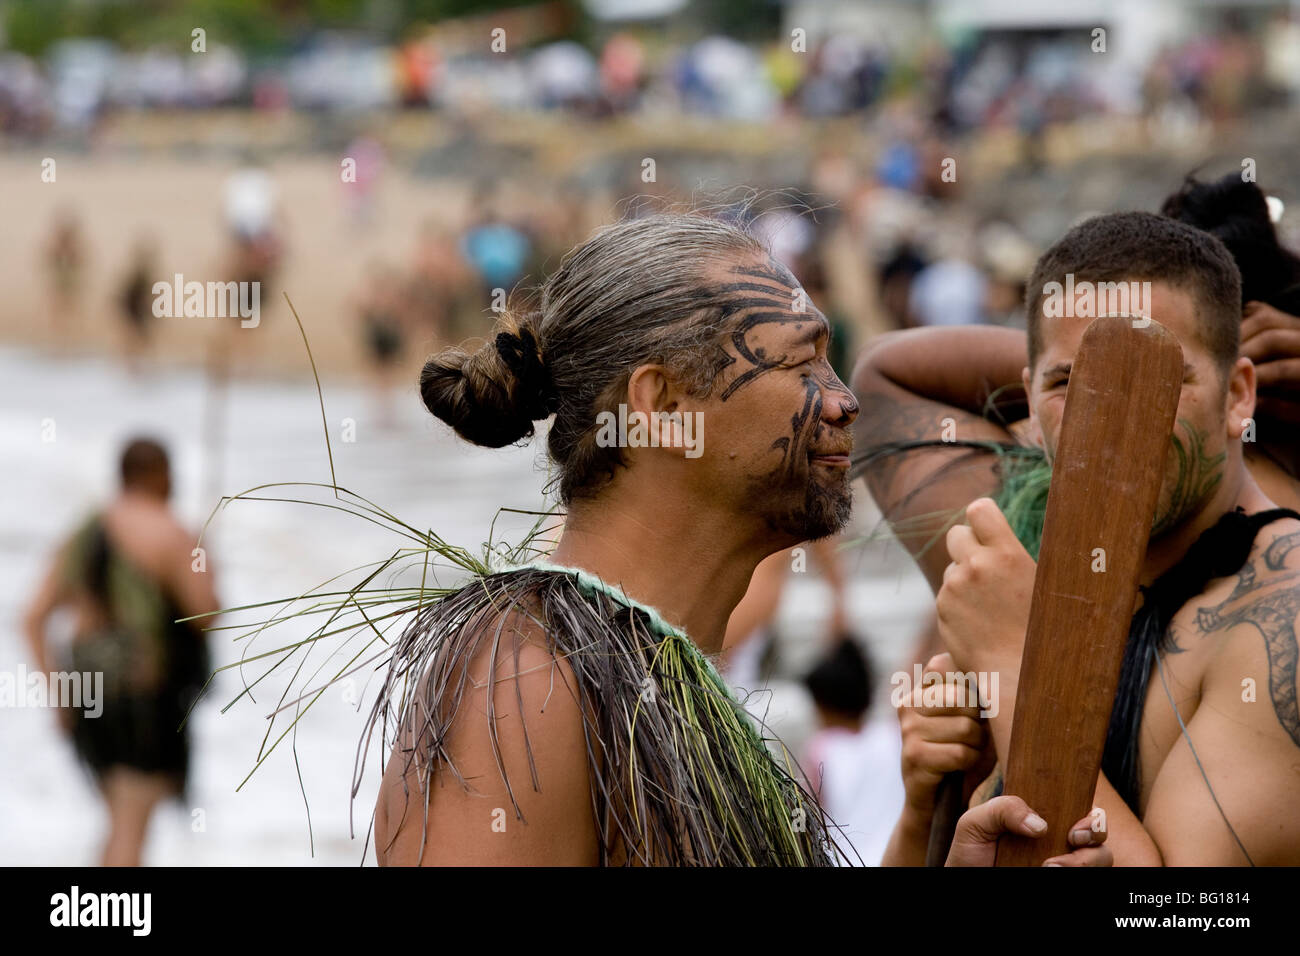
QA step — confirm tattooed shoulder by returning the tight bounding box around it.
[1194,524,1300,748]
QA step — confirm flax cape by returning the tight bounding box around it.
[370,559,854,866]
[196,477,856,865]
[61,513,208,796]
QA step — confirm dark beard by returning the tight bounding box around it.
[747,467,853,540]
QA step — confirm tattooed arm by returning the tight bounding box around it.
[858,326,1030,420]
[851,326,1029,591]
[1145,526,1300,865]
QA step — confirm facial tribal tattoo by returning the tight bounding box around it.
[702,261,857,475]
[1153,419,1226,537]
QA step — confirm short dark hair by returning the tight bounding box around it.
[120,438,169,487]
[803,636,873,718]
[1025,211,1241,375]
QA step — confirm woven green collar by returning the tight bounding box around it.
[514,559,687,639]
[507,559,740,686]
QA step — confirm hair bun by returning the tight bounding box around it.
[494,326,559,421]
[419,313,556,448]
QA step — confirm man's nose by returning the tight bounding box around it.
[823,372,859,427]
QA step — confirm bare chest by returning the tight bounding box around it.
[1134,578,1238,810]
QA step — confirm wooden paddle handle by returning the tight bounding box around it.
[995,316,1183,866]
[925,771,965,866]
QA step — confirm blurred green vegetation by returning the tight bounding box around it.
[2,0,585,55]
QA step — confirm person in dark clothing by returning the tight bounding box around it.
[23,438,219,866]
[118,237,159,368]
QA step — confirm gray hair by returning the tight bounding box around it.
[419,211,768,503]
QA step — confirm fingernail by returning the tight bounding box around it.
[1044,861,1063,867]
[1071,827,1092,844]
[1024,813,1048,834]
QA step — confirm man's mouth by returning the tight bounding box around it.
[809,451,851,468]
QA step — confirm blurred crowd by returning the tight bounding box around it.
[38,151,1046,401]
[4,11,1300,136]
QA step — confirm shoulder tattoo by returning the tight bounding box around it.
[1195,529,1300,748]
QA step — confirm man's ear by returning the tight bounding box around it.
[627,365,675,417]
[626,365,691,453]
[1021,365,1036,422]
[1225,356,1257,441]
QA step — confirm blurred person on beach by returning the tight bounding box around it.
[44,210,86,337]
[341,134,385,228]
[223,163,285,310]
[22,438,218,866]
[206,163,285,378]
[406,218,472,348]
[117,235,160,370]
[356,261,409,425]
[458,188,534,316]
[978,222,1036,329]
[907,226,987,328]
[803,636,905,866]
[878,242,929,330]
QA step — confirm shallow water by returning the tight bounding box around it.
[0,345,929,865]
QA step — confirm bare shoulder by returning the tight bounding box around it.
[1194,515,1300,751]
[375,595,599,866]
[1144,516,1300,863]
[103,500,194,568]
